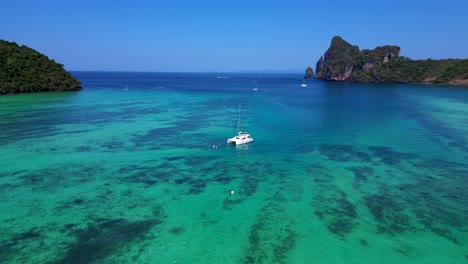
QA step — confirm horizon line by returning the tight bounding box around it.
[68,70,306,74]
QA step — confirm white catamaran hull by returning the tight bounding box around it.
[227,132,253,145]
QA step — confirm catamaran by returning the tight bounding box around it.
[227,104,254,145]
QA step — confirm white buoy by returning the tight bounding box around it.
[230,190,234,195]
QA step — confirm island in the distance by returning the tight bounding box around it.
[307,36,468,86]
[0,39,81,94]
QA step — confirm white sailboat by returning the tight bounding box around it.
[301,79,307,87]
[252,80,258,91]
[227,104,254,145]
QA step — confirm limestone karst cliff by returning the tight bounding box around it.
[310,36,468,86]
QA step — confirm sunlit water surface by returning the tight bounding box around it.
[0,72,467,263]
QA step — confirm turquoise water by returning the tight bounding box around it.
[0,72,467,263]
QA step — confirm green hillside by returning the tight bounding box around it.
[0,40,81,94]
[312,36,468,86]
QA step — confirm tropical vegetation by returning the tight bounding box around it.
[313,36,468,86]
[0,39,81,94]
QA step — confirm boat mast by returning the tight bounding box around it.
[237,104,241,134]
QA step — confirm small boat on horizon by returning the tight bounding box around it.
[252,80,259,91]
[301,80,307,87]
[227,104,254,145]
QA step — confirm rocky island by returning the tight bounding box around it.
[0,40,81,94]
[309,36,468,86]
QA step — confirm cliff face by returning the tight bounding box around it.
[314,36,400,81]
[315,36,362,81]
[312,36,468,86]
[0,40,81,94]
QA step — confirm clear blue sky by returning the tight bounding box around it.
[2,0,467,72]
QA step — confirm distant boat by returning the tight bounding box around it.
[252,80,259,91]
[227,104,254,145]
[301,80,307,87]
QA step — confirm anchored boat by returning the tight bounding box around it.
[227,104,254,145]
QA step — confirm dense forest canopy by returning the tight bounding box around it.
[0,40,81,94]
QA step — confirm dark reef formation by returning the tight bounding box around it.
[310,36,468,86]
[0,39,81,94]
